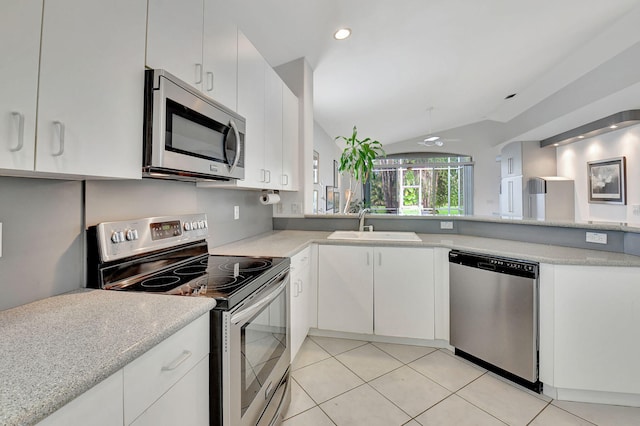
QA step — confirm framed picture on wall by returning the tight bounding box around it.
[587,157,626,204]
[326,186,335,213]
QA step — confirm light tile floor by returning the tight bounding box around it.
[284,336,640,426]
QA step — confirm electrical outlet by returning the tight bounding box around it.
[276,203,283,214]
[440,221,454,230]
[586,232,607,244]
[633,205,640,216]
[234,206,240,220]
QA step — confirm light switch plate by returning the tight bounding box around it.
[440,221,454,230]
[234,206,240,220]
[586,232,607,244]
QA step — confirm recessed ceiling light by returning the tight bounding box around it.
[578,135,585,139]
[553,143,559,147]
[504,93,517,100]
[609,124,618,129]
[334,28,351,40]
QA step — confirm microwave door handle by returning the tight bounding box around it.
[228,120,241,172]
[230,274,288,324]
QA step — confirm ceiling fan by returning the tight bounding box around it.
[417,107,458,147]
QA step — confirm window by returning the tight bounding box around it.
[366,153,473,215]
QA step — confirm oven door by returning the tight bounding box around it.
[224,271,291,426]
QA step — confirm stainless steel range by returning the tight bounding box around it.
[87,213,291,426]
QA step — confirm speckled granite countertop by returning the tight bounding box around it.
[210,230,640,267]
[0,289,216,426]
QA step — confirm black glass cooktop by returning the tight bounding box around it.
[103,252,288,309]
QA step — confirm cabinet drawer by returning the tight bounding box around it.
[291,246,311,272]
[123,313,209,424]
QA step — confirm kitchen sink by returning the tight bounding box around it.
[327,231,421,242]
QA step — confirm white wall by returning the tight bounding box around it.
[313,123,343,213]
[557,123,640,223]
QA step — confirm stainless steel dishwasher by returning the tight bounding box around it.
[449,250,541,392]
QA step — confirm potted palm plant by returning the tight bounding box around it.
[335,126,385,213]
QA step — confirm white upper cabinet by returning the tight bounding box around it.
[35,0,146,179]
[0,0,42,172]
[281,84,299,191]
[202,0,238,110]
[147,0,238,111]
[146,0,205,90]
[237,31,266,188]
[264,66,284,189]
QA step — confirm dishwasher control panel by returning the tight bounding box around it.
[449,250,538,279]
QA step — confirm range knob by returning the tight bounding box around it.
[192,221,199,230]
[111,231,121,244]
[203,220,208,229]
[198,220,205,229]
[184,222,192,231]
[125,229,138,241]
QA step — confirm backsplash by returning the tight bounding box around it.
[0,177,272,311]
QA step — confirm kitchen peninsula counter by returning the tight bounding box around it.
[210,230,640,267]
[0,289,216,426]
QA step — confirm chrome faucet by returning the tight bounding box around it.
[358,208,371,231]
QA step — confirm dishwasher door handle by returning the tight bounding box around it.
[477,262,497,272]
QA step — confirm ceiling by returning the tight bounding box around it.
[228,0,640,151]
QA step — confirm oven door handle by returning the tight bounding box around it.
[231,273,288,324]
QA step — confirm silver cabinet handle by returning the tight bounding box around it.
[282,174,289,186]
[366,252,370,265]
[265,170,271,183]
[161,350,192,371]
[260,169,266,182]
[10,112,24,152]
[378,252,382,266]
[195,63,203,84]
[206,71,214,92]
[52,121,65,156]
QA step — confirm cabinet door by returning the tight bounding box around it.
[264,66,283,189]
[146,0,204,89]
[131,356,209,426]
[290,246,312,360]
[499,176,523,218]
[124,313,209,424]
[552,266,640,395]
[37,371,123,426]
[0,0,41,171]
[281,84,299,191]
[318,245,373,334]
[500,141,522,177]
[36,0,146,178]
[202,0,237,110]
[374,247,435,339]
[237,32,265,188]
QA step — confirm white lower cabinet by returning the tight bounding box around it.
[38,313,210,426]
[124,313,210,425]
[540,264,640,398]
[37,371,123,426]
[318,245,435,339]
[130,356,209,426]
[290,245,315,360]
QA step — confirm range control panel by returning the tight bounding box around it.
[96,214,209,262]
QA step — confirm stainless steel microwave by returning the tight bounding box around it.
[143,69,245,181]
